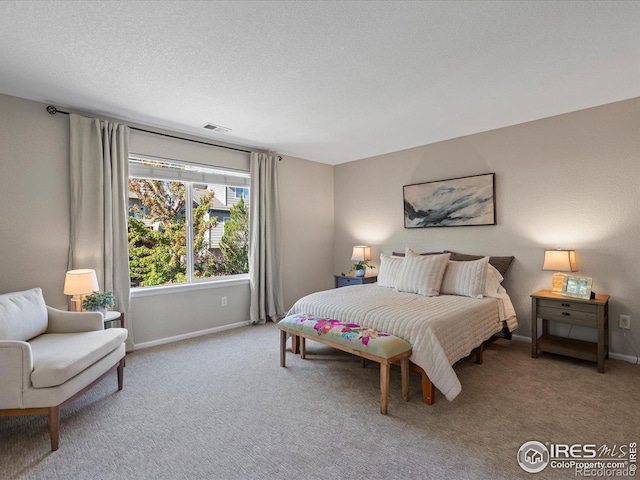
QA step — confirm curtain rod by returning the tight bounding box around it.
[46,105,282,160]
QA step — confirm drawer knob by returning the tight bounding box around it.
[562,312,571,316]
[561,303,571,307]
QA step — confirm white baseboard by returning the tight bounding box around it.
[509,334,638,365]
[608,352,639,364]
[133,320,251,350]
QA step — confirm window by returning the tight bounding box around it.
[128,156,250,288]
[233,187,249,199]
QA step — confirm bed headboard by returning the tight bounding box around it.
[391,250,514,278]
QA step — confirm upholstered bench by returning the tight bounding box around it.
[278,314,412,414]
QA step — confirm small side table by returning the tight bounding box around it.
[531,289,609,372]
[334,274,377,288]
[103,311,125,329]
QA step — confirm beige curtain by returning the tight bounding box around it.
[249,153,284,323]
[68,114,132,348]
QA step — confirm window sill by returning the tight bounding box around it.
[130,274,249,298]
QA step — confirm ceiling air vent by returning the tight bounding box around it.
[202,123,231,133]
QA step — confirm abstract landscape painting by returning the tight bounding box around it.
[403,173,495,228]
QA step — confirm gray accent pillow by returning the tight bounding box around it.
[443,251,514,278]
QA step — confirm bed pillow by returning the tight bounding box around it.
[484,264,504,298]
[443,250,514,279]
[395,248,450,297]
[441,257,489,299]
[377,253,404,288]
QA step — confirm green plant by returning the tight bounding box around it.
[82,291,115,311]
[348,261,374,274]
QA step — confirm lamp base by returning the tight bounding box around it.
[551,273,567,293]
[70,296,83,312]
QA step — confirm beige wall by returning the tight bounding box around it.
[334,98,640,359]
[0,93,334,348]
[0,94,71,308]
[279,155,335,309]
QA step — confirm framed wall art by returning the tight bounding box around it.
[403,173,496,228]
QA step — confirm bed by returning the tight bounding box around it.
[287,249,518,403]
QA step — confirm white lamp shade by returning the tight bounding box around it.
[542,250,577,272]
[63,269,99,295]
[350,246,371,262]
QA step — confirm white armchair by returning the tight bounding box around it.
[0,288,127,451]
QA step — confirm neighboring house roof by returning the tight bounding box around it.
[192,186,229,211]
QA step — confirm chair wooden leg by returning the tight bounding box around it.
[401,356,410,402]
[300,336,306,359]
[421,371,434,405]
[475,344,484,364]
[280,329,287,367]
[117,358,124,390]
[380,362,390,415]
[291,335,299,354]
[49,406,60,451]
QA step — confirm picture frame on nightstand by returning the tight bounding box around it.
[563,275,593,299]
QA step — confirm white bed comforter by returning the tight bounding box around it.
[287,284,518,401]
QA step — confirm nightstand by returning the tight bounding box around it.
[531,289,609,372]
[103,310,125,329]
[334,274,377,288]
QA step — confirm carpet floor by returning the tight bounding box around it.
[1,323,638,480]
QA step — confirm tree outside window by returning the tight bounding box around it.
[127,157,249,288]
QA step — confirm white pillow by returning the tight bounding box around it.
[395,248,450,296]
[441,257,490,299]
[377,253,404,288]
[484,264,504,298]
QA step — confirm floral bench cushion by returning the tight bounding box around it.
[279,314,411,360]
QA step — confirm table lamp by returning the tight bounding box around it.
[542,249,577,293]
[64,269,99,311]
[350,245,372,277]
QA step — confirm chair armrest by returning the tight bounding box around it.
[46,306,104,333]
[0,341,33,409]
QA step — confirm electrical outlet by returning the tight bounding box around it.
[221,296,227,307]
[619,315,631,329]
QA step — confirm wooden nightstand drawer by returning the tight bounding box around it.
[333,274,377,288]
[537,298,599,314]
[336,277,358,287]
[536,305,597,327]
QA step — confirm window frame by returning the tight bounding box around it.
[128,154,250,292]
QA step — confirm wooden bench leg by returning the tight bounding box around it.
[380,362,390,415]
[475,343,484,365]
[291,334,300,354]
[360,357,366,368]
[300,336,306,359]
[401,356,409,402]
[49,406,60,451]
[280,329,287,367]
[421,371,434,405]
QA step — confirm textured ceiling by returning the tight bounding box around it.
[0,1,638,165]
